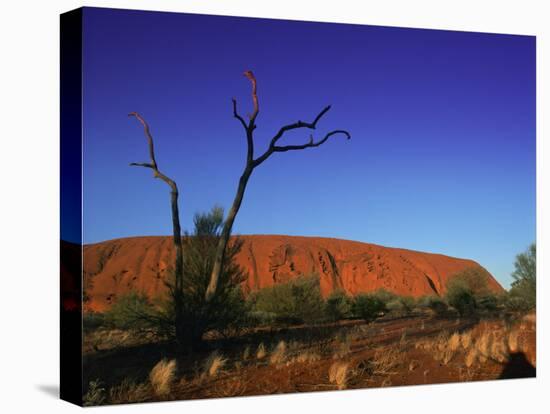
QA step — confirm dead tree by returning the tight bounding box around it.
[128,112,185,344]
[205,71,351,301]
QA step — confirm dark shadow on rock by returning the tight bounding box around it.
[499,352,536,379]
[36,384,59,399]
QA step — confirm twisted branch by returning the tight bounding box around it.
[128,112,178,193]
[205,70,351,301]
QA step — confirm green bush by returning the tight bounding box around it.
[503,293,532,312]
[104,206,249,346]
[477,294,499,311]
[370,289,397,305]
[325,289,353,321]
[171,206,249,343]
[250,275,325,325]
[509,243,536,310]
[445,278,476,316]
[418,295,448,315]
[448,267,491,296]
[352,293,386,322]
[83,311,106,332]
[104,291,157,330]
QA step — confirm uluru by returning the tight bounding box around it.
[81,235,503,312]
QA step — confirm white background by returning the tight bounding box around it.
[0,0,547,412]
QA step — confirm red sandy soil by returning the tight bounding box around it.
[82,235,503,312]
[83,313,536,404]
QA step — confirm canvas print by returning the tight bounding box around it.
[60,7,536,406]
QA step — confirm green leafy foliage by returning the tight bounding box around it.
[325,289,353,321]
[417,295,448,315]
[105,206,248,345]
[508,243,536,310]
[445,277,476,316]
[352,293,386,322]
[167,206,249,343]
[250,275,325,325]
[104,291,157,330]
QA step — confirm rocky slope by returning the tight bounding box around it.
[82,235,503,311]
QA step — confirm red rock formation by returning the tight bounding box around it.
[83,235,503,312]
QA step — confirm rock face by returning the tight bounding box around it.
[82,235,503,312]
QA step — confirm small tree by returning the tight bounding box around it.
[250,275,325,325]
[174,207,248,345]
[325,290,353,321]
[509,243,536,310]
[352,294,386,322]
[448,267,490,296]
[445,278,476,316]
[107,207,248,347]
[418,295,448,315]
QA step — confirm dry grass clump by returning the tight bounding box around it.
[109,378,150,404]
[489,332,509,363]
[333,334,352,359]
[242,345,251,360]
[448,332,460,352]
[507,329,519,353]
[203,351,227,378]
[460,331,472,349]
[256,342,267,359]
[210,378,247,398]
[329,361,350,390]
[149,359,176,396]
[371,345,403,375]
[476,331,491,357]
[290,350,321,365]
[465,347,478,367]
[269,341,287,365]
[83,380,106,406]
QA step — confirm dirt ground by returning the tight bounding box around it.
[83,312,536,405]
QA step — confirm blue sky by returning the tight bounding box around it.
[80,7,535,288]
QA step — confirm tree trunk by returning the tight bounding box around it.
[205,166,252,301]
[170,188,185,345]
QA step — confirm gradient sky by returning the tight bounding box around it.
[81,7,535,288]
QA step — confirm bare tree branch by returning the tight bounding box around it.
[205,70,351,301]
[128,111,185,344]
[128,112,178,193]
[231,98,248,130]
[244,70,259,123]
[268,105,332,149]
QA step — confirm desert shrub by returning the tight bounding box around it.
[169,206,249,344]
[503,292,532,312]
[508,243,536,310]
[104,291,157,331]
[83,311,105,332]
[418,295,448,315]
[445,278,476,316]
[477,294,499,311]
[352,293,386,322]
[385,299,404,313]
[386,295,416,315]
[83,380,106,406]
[449,267,491,296]
[250,274,325,325]
[399,296,416,312]
[325,289,352,321]
[106,206,249,347]
[371,288,397,305]
[247,310,277,326]
[149,359,176,396]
